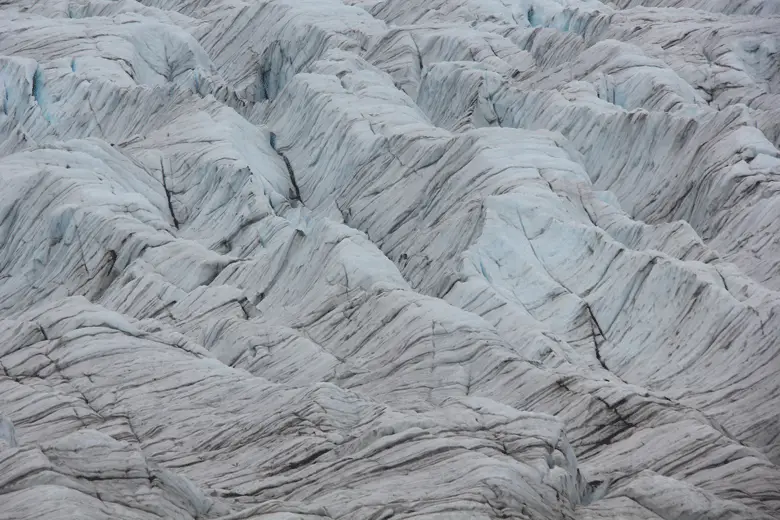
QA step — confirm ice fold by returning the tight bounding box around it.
[0,0,779,519]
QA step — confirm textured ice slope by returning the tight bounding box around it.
[0,0,779,519]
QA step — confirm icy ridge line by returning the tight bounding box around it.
[0,0,779,519]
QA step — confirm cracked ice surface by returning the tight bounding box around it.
[0,0,779,518]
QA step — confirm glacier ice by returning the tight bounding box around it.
[0,0,779,519]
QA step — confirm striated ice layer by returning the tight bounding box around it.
[0,0,779,519]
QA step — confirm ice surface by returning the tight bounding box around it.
[0,0,779,519]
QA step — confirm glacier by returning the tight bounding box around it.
[0,0,779,518]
